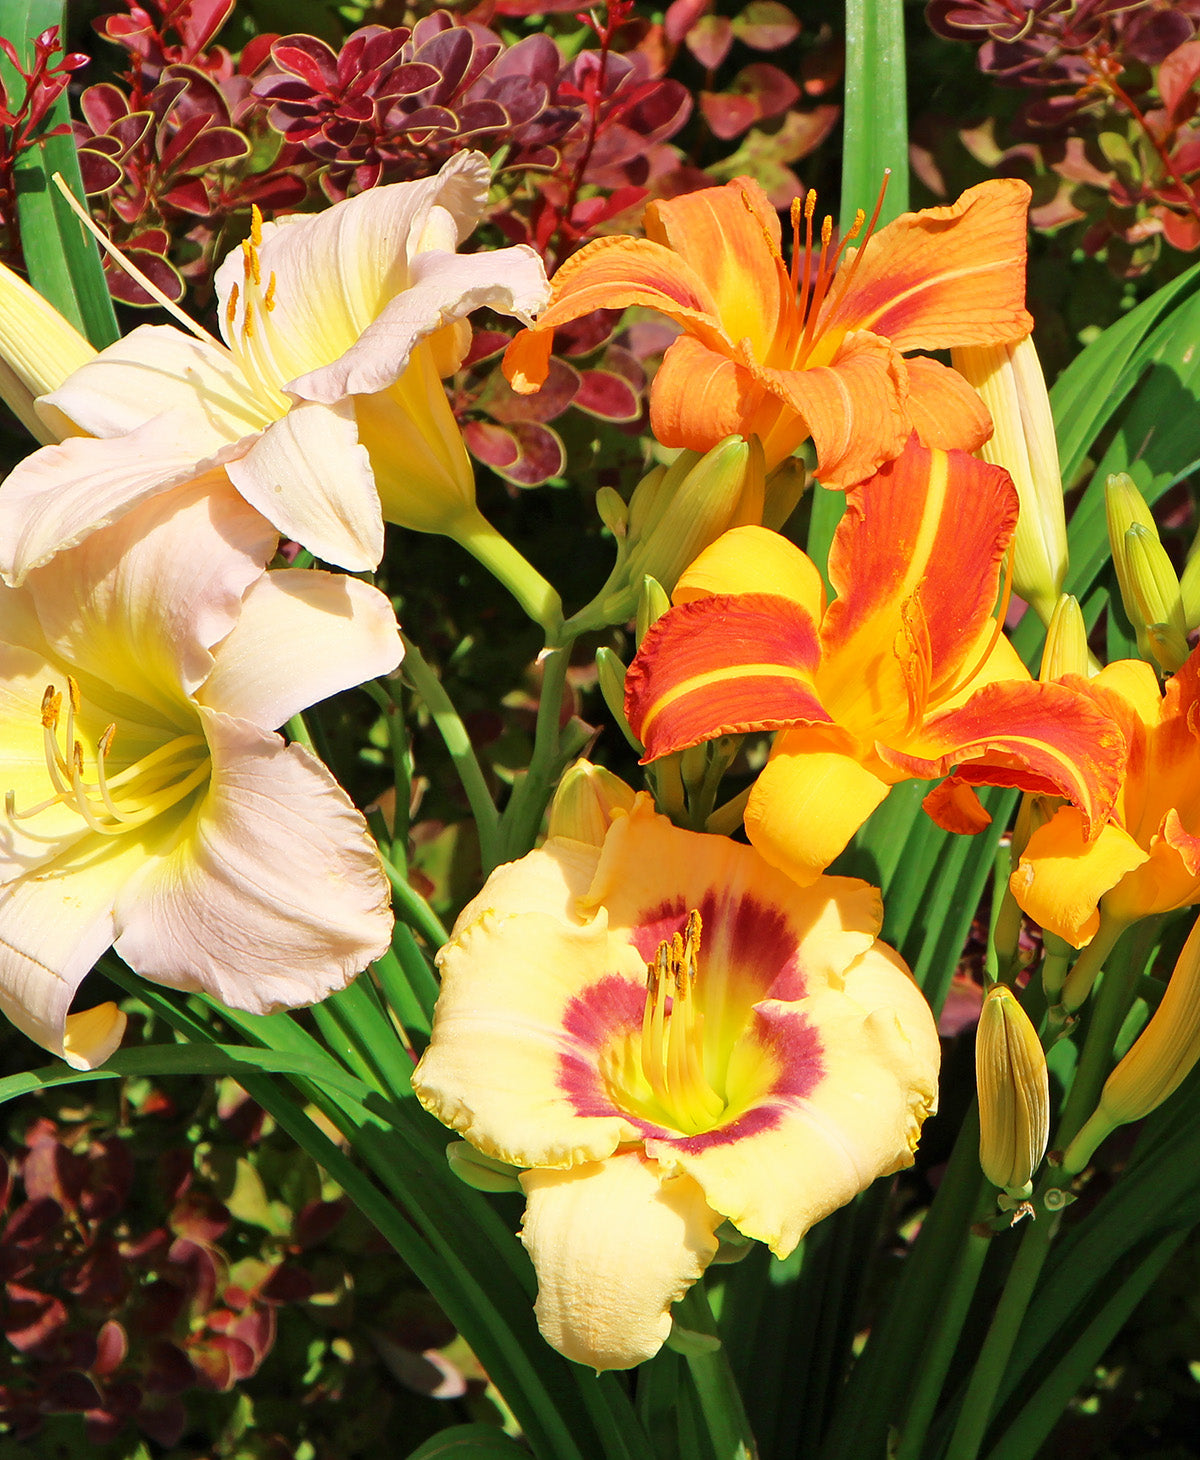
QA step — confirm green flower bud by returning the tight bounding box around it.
[976,984,1050,1198]
[547,761,637,845]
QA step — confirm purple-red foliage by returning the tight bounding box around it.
[0,1109,326,1448]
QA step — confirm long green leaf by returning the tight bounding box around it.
[406,1427,531,1460]
[841,0,908,231]
[4,0,119,345]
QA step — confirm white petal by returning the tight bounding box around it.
[287,246,551,403]
[26,477,277,708]
[112,708,392,1013]
[224,399,384,570]
[214,153,492,389]
[520,1152,721,1370]
[0,418,249,586]
[199,569,402,729]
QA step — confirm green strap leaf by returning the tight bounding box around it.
[406,1425,533,1459]
[841,0,909,231]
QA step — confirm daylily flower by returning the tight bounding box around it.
[0,474,401,1069]
[1011,649,1200,947]
[413,792,940,1370]
[0,260,96,444]
[624,438,1125,887]
[504,177,1033,486]
[0,151,551,588]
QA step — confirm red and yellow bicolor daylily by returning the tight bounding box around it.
[413,792,939,1370]
[625,438,1126,887]
[1011,650,1200,945]
[504,177,1033,486]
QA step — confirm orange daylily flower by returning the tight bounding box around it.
[1011,651,1200,946]
[624,438,1125,887]
[504,178,1034,486]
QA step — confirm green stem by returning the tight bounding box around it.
[1058,911,1127,1012]
[674,1281,759,1460]
[451,507,563,638]
[401,633,501,871]
[1054,927,1139,1151]
[494,641,580,866]
[382,856,450,951]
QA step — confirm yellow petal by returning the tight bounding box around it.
[519,1151,721,1370]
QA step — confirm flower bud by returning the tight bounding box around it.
[570,437,766,631]
[548,761,637,845]
[1104,472,1182,668]
[952,336,1068,624]
[762,456,809,531]
[447,1141,524,1193]
[1123,524,1189,672]
[1038,594,1091,682]
[595,485,629,540]
[1062,912,1200,1175]
[0,260,96,443]
[595,647,641,752]
[976,984,1050,1197]
[636,576,671,645]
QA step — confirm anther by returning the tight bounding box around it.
[225,281,239,332]
[40,685,60,730]
[264,272,277,312]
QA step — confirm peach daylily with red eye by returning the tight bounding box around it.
[413,793,940,1371]
[1011,650,1200,947]
[504,177,1034,486]
[624,438,1126,888]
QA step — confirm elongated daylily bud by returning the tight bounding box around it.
[1180,523,1200,631]
[976,984,1050,1198]
[570,437,766,631]
[0,261,96,443]
[548,761,637,845]
[762,456,809,531]
[1105,472,1183,668]
[637,575,671,645]
[1124,523,1190,673]
[952,335,1068,624]
[1062,913,1200,1175]
[1039,594,1091,682]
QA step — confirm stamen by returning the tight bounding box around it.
[226,280,240,333]
[824,170,891,311]
[251,204,263,248]
[264,272,277,312]
[638,910,725,1133]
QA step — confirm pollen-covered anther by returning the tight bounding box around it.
[639,909,727,1134]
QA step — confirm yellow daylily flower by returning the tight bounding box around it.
[413,793,940,1370]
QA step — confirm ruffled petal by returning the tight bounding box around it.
[626,591,829,758]
[41,323,272,440]
[0,419,246,586]
[215,151,493,390]
[225,398,384,571]
[288,244,550,402]
[674,523,827,617]
[644,178,791,360]
[743,728,893,885]
[25,476,277,712]
[904,354,994,453]
[761,331,908,488]
[197,570,402,730]
[880,678,1126,839]
[818,439,1018,729]
[503,234,733,393]
[649,334,795,462]
[648,943,938,1256]
[1010,808,1147,946]
[112,708,392,1012]
[822,179,1034,351]
[519,1151,721,1370]
[414,903,645,1169]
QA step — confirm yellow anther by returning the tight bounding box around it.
[67,675,81,715]
[820,214,833,248]
[226,280,239,331]
[804,189,816,221]
[99,724,117,757]
[790,197,802,230]
[264,272,277,312]
[846,207,866,241]
[250,204,263,248]
[40,685,60,730]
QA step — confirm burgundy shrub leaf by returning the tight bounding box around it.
[574,367,642,422]
[686,15,734,70]
[733,0,802,50]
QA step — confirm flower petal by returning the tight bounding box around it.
[644,177,791,360]
[0,420,246,586]
[215,152,493,390]
[288,244,550,403]
[743,729,893,885]
[649,334,800,462]
[761,330,908,487]
[674,524,826,618]
[1010,808,1147,946]
[26,476,277,710]
[197,569,403,730]
[225,398,384,571]
[519,1151,721,1370]
[648,943,938,1256]
[112,708,392,1012]
[819,439,1017,726]
[41,323,271,441]
[626,591,829,758]
[904,354,994,454]
[823,179,1034,351]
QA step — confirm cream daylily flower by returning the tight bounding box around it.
[0,151,550,584]
[413,792,940,1370]
[0,474,402,1069]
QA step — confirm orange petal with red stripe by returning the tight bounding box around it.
[626,592,829,759]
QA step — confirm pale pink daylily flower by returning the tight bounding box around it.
[0,475,402,1068]
[414,791,940,1370]
[0,151,550,584]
